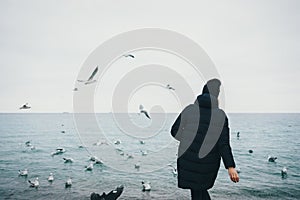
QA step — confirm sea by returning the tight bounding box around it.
[0,113,299,200]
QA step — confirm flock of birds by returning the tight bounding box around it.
[18,95,178,200]
[236,132,288,179]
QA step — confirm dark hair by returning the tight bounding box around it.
[202,78,221,97]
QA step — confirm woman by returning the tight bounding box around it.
[171,79,239,200]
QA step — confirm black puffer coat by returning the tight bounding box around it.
[171,93,235,190]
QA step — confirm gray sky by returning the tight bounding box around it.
[0,0,299,113]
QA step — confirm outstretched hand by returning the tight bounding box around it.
[228,167,239,183]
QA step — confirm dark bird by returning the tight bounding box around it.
[19,103,31,110]
[166,84,175,90]
[73,88,78,91]
[248,150,253,153]
[123,54,135,59]
[237,132,240,138]
[91,185,124,200]
[268,155,277,162]
[139,105,151,119]
[77,66,99,85]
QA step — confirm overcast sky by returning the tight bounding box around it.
[0,0,299,113]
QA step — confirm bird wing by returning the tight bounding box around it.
[141,111,151,119]
[87,66,98,81]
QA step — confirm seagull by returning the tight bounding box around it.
[19,169,28,176]
[139,140,145,144]
[141,150,148,156]
[248,150,253,153]
[268,155,277,162]
[139,105,151,119]
[28,177,39,188]
[91,185,124,200]
[25,141,31,147]
[126,154,134,159]
[85,162,94,171]
[94,158,103,165]
[123,54,135,58]
[166,84,175,90]
[135,162,141,169]
[281,167,288,178]
[19,103,31,110]
[51,148,66,156]
[141,181,151,191]
[61,130,65,133]
[30,146,36,150]
[63,157,74,163]
[90,156,99,162]
[77,66,98,85]
[65,177,72,187]
[168,164,177,176]
[48,173,54,182]
[114,140,121,145]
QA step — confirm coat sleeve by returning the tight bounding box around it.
[217,115,236,169]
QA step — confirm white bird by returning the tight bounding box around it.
[19,169,28,176]
[268,155,277,162]
[141,150,148,156]
[281,167,288,178]
[90,156,99,162]
[25,141,31,147]
[20,103,31,110]
[48,173,54,182]
[141,181,151,191]
[135,162,141,169]
[139,140,145,144]
[85,162,94,171]
[114,140,121,145]
[28,177,39,188]
[168,164,177,176]
[30,146,36,150]
[51,148,66,156]
[65,177,72,187]
[166,84,175,90]
[63,157,74,163]
[77,66,98,85]
[127,154,134,159]
[139,105,151,119]
[94,158,104,164]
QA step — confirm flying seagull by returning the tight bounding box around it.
[123,54,135,58]
[20,103,31,110]
[77,66,99,85]
[91,185,124,200]
[166,84,175,90]
[139,105,151,119]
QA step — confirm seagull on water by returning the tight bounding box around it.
[139,105,151,119]
[63,157,74,163]
[141,150,148,156]
[19,103,31,110]
[281,167,288,178]
[139,140,145,144]
[114,140,121,145]
[141,181,151,191]
[77,66,98,85]
[19,169,28,176]
[65,177,72,187]
[268,155,277,162]
[51,148,66,156]
[85,162,94,171]
[28,177,39,188]
[135,162,141,169]
[48,173,54,182]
